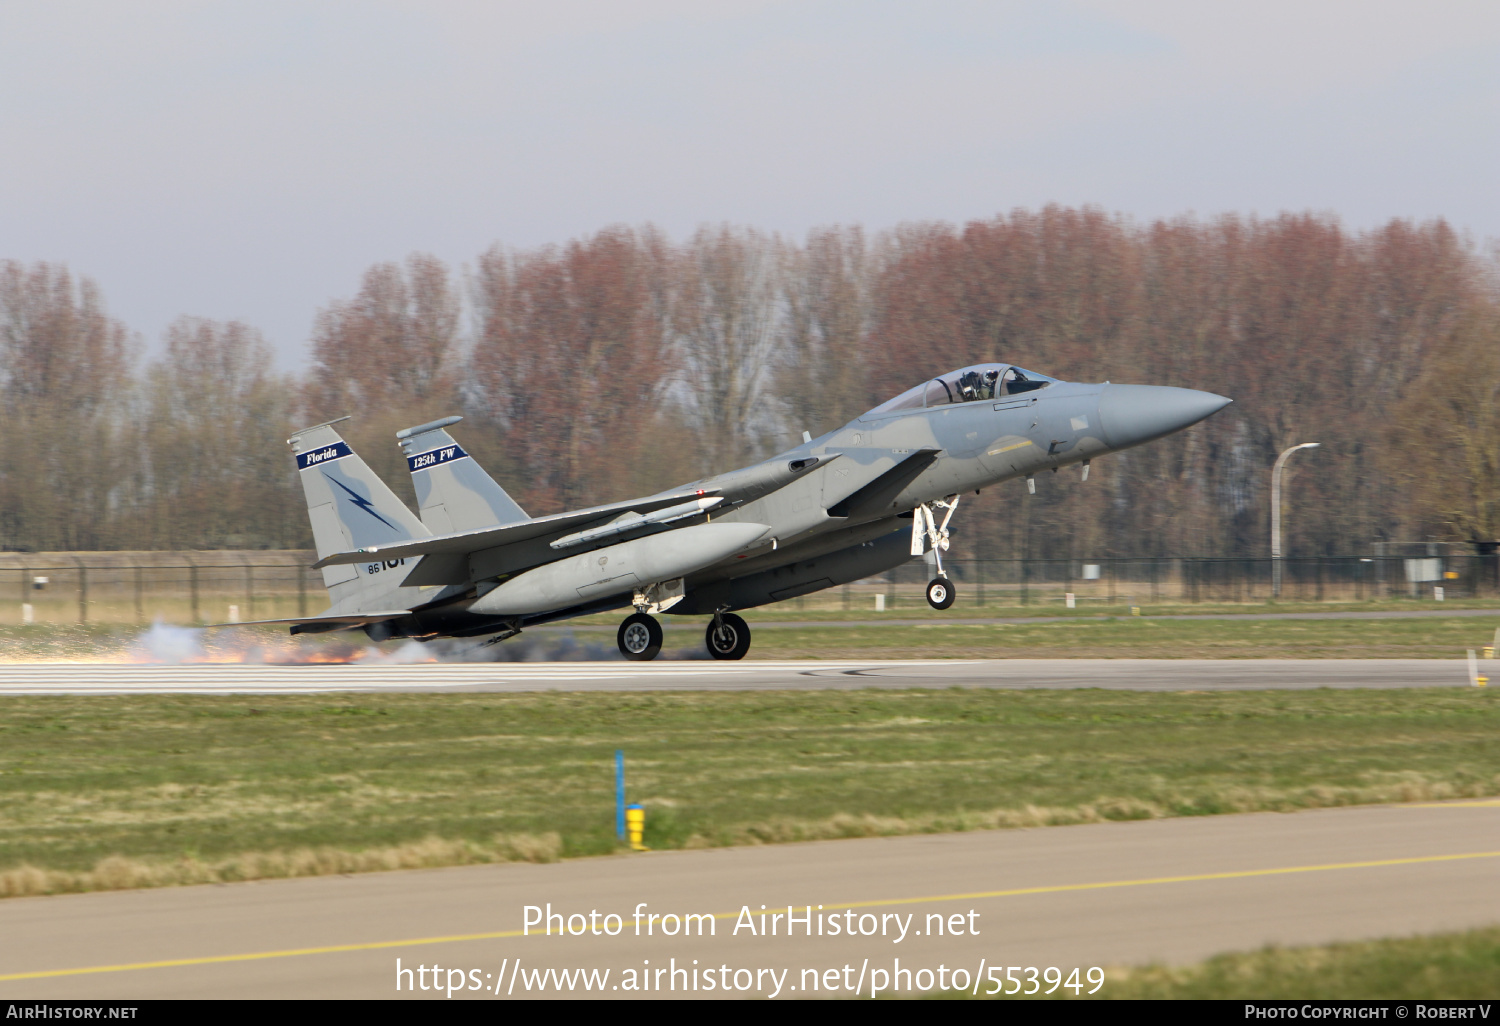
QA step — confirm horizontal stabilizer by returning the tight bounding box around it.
[205,610,410,629]
[312,489,720,569]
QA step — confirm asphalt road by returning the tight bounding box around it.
[1,801,1496,999]
[0,658,1482,694]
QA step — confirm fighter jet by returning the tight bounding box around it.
[264,364,1229,660]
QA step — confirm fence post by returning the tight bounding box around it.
[134,565,145,623]
[74,557,87,624]
[189,561,200,624]
[246,564,255,620]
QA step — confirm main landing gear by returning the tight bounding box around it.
[617,610,753,660]
[617,612,662,661]
[913,494,961,610]
[706,612,751,660]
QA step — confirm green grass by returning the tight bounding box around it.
[1081,927,1500,999]
[1,688,1496,894]
[734,615,1500,659]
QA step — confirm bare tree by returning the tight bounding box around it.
[139,318,305,548]
[672,225,789,471]
[304,253,462,494]
[469,226,675,511]
[0,262,134,550]
[779,225,876,439]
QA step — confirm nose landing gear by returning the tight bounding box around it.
[912,495,961,609]
[618,612,663,661]
[926,577,956,610]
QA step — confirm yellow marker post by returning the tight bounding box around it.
[626,803,647,851]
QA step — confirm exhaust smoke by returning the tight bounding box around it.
[2,620,708,664]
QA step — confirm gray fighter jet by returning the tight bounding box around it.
[263,365,1228,660]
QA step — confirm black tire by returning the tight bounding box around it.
[618,613,663,661]
[926,577,956,610]
[705,612,751,660]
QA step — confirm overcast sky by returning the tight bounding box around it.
[2,0,1497,364]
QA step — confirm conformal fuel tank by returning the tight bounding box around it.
[468,520,771,616]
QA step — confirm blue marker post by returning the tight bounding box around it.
[615,750,626,841]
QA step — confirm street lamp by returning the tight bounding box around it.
[1271,442,1321,599]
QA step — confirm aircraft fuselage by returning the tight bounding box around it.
[367,375,1228,642]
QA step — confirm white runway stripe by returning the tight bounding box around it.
[0,661,988,695]
[0,660,1467,694]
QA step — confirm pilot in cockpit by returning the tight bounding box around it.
[957,370,981,402]
[956,368,1002,402]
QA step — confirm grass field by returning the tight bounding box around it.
[1,688,1496,896]
[3,608,1500,662]
[1068,927,1500,1000]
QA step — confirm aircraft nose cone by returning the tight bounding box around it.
[1098,385,1232,451]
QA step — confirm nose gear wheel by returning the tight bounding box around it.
[618,613,663,661]
[706,612,751,660]
[913,495,960,610]
[926,577,956,609]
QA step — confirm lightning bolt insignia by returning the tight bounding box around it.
[326,475,399,531]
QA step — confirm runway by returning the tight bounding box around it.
[1,801,1496,999]
[581,606,1500,630]
[0,658,1480,694]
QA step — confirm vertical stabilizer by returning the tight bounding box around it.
[397,416,529,533]
[288,417,432,612]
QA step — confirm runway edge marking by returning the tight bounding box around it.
[3,848,1498,983]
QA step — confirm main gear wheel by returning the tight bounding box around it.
[618,613,663,661]
[705,612,751,660]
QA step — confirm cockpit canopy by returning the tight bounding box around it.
[864,363,1056,418]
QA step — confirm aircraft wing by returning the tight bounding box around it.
[826,449,942,519]
[310,490,719,569]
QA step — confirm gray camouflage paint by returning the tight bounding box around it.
[281,369,1229,638]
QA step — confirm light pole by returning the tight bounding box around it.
[1271,442,1320,599]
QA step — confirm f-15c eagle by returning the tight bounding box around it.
[254,365,1229,660]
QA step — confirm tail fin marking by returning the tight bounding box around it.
[288,420,432,613]
[398,417,528,534]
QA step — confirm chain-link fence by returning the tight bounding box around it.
[803,554,1500,612]
[0,552,319,625]
[2,551,1495,624]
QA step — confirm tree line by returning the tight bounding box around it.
[2,207,1496,559]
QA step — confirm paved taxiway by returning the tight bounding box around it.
[578,606,1500,630]
[1,801,1496,999]
[0,658,1480,694]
